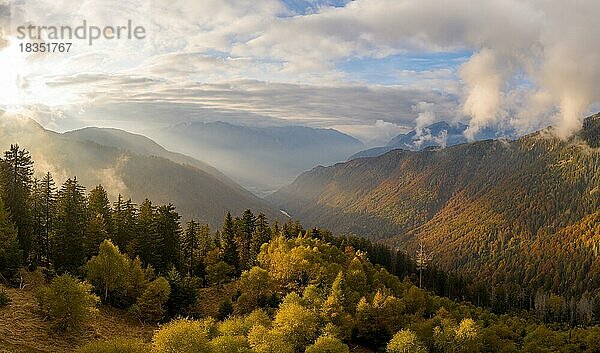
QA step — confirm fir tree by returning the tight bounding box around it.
[51,178,87,273]
[0,144,34,261]
[221,212,239,271]
[155,204,181,273]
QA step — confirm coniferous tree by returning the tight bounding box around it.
[87,185,113,239]
[221,212,239,272]
[51,178,87,273]
[0,144,34,261]
[136,199,162,270]
[155,204,181,273]
[112,195,137,251]
[250,213,271,261]
[181,220,200,277]
[0,195,22,279]
[84,214,108,258]
[235,209,255,271]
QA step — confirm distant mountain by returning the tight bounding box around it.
[268,114,600,296]
[147,121,364,195]
[349,121,500,160]
[0,116,281,228]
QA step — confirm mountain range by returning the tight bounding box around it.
[146,121,364,195]
[0,116,281,228]
[349,121,503,159]
[268,113,600,296]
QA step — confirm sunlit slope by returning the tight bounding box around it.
[268,114,600,295]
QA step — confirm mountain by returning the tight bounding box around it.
[349,121,500,159]
[268,114,600,296]
[0,116,281,227]
[146,121,364,196]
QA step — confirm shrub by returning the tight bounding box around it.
[76,338,150,353]
[0,289,11,307]
[134,277,170,323]
[151,318,215,353]
[217,299,234,320]
[36,274,99,331]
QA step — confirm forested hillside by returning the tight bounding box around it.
[0,115,280,228]
[1,151,600,352]
[268,114,600,304]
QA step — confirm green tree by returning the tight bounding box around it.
[51,178,87,273]
[36,274,99,331]
[86,240,129,302]
[155,204,181,273]
[273,298,320,351]
[305,335,349,353]
[221,212,239,271]
[250,213,271,261]
[112,195,137,251]
[134,276,170,322]
[135,199,161,269]
[30,173,56,265]
[0,196,22,279]
[152,318,215,353]
[387,330,428,353]
[87,185,113,239]
[0,144,34,261]
[84,214,109,258]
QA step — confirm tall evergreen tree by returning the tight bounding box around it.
[40,172,56,264]
[112,195,137,251]
[136,199,161,270]
[0,144,34,261]
[250,213,271,261]
[84,214,108,258]
[155,204,181,273]
[87,185,113,239]
[181,220,200,277]
[235,209,255,271]
[0,194,22,279]
[221,212,239,271]
[51,178,87,273]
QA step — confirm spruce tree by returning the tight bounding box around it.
[87,185,113,239]
[0,144,34,261]
[112,195,137,251]
[221,212,239,271]
[155,204,181,273]
[0,195,22,279]
[51,178,87,273]
[136,199,162,270]
[250,213,271,261]
[181,220,200,277]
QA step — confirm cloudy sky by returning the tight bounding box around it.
[0,0,599,145]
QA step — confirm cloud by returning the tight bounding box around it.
[1,0,599,139]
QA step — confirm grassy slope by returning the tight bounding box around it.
[0,285,154,353]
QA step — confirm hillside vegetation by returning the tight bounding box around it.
[268,114,600,305]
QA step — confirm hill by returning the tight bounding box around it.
[0,115,281,227]
[146,121,364,195]
[349,121,502,160]
[268,114,600,297]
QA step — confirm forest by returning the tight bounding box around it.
[1,144,600,352]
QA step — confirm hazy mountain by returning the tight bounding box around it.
[349,121,501,160]
[0,116,281,227]
[268,114,600,295]
[147,121,364,196]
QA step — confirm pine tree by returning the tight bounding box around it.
[112,195,137,251]
[250,213,271,261]
[181,220,200,277]
[0,195,22,279]
[221,212,239,271]
[0,144,34,261]
[87,185,113,239]
[235,210,255,271]
[84,214,108,258]
[136,199,162,270]
[51,178,87,273]
[155,204,181,273]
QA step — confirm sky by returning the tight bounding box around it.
[0,0,599,145]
